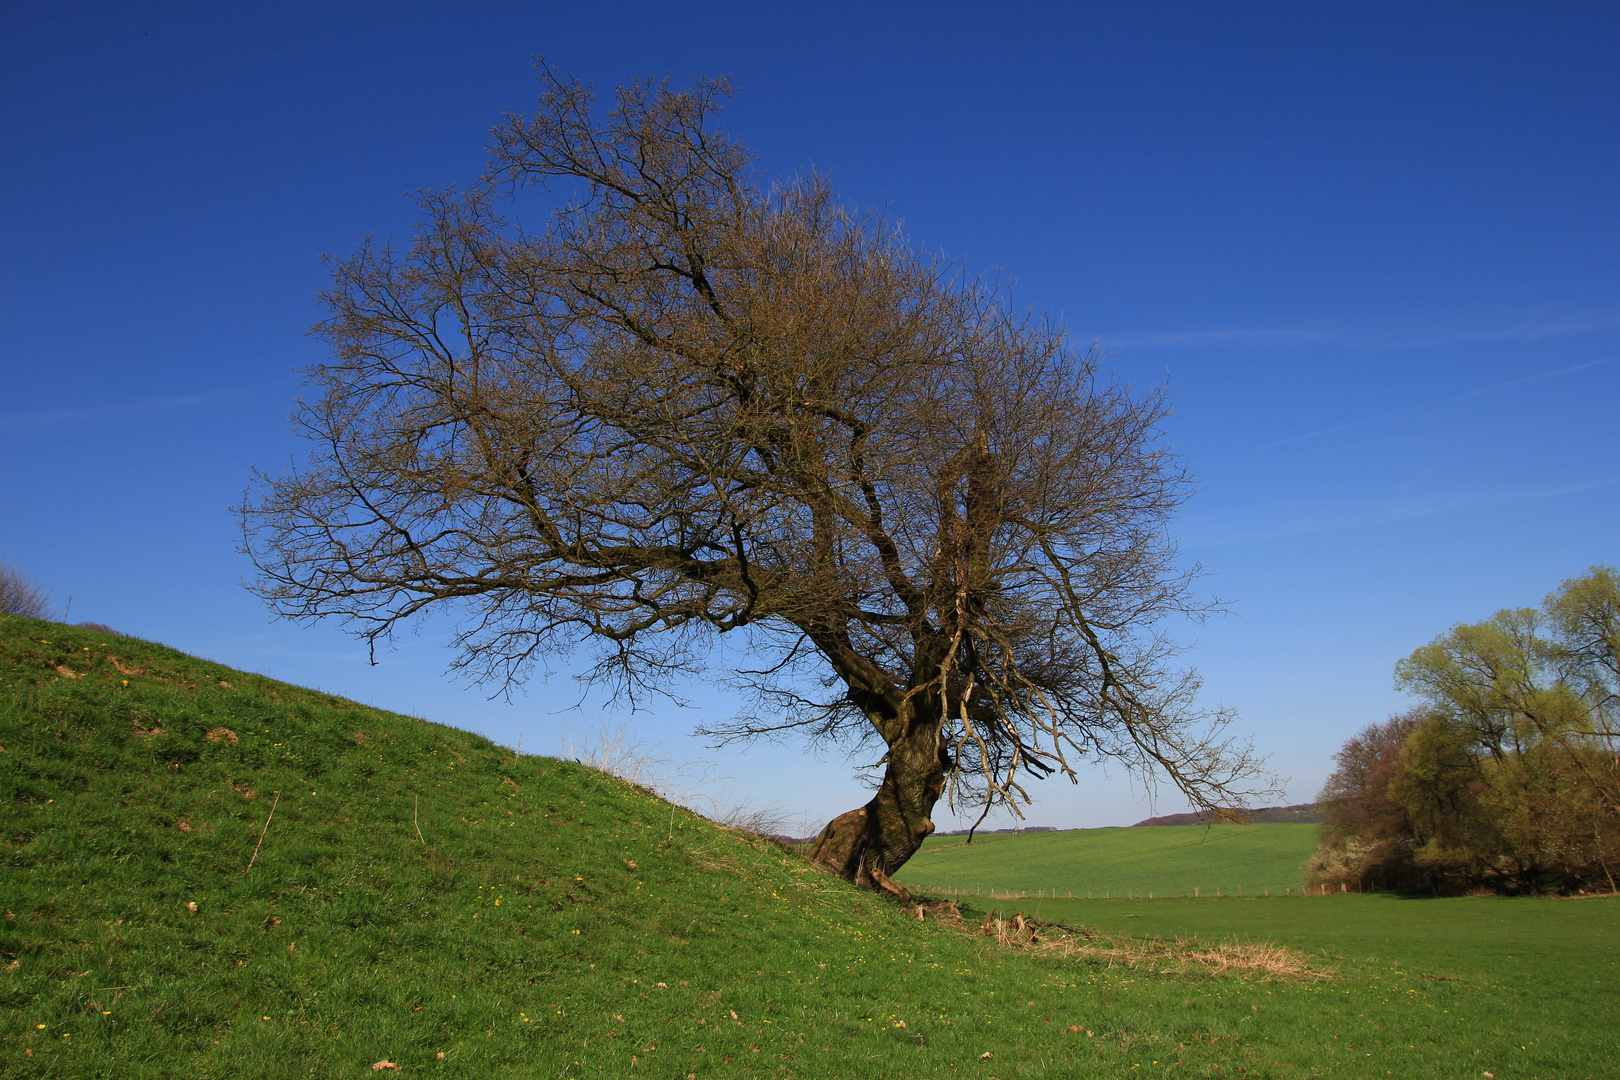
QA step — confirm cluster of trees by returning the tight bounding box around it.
[1311,566,1620,895]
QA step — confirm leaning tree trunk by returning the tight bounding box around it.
[807,704,949,900]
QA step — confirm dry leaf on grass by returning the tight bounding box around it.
[371,1061,400,1071]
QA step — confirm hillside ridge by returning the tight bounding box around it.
[1133,803,1321,826]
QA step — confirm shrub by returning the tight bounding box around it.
[1309,711,1428,892]
[0,559,52,620]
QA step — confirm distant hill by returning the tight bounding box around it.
[1133,804,1321,826]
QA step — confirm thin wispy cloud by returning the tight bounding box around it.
[1431,357,1614,406]
[1223,356,1616,459]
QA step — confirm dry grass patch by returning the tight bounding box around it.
[961,907,1333,981]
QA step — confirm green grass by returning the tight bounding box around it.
[2,615,1615,1078]
[898,825,1321,899]
[978,894,1620,1080]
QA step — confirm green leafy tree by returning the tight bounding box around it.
[1546,565,1620,744]
[1544,566,1620,887]
[1387,712,1501,883]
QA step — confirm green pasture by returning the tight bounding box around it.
[3,616,1615,1078]
[900,824,1320,899]
[979,893,1620,1079]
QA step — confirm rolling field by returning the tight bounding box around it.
[898,824,1320,899]
[3,615,1615,1078]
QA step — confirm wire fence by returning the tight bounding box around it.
[906,882,1359,900]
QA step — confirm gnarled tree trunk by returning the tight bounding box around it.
[808,705,950,899]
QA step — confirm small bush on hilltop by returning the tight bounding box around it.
[0,559,52,620]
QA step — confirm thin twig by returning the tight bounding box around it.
[414,794,425,844]
[243,790,280,873]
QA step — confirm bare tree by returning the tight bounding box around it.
[239,67,1270,895]
[1308,711,1425,892]
[0,559,52,620]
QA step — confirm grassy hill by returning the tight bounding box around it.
[896,825,1320,899]
[3,616,1616,1078]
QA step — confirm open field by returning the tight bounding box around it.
[899,824,1320,899]
[981,893,1619,1078]
[3,616,1615,1078]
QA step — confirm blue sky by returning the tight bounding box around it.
[3,2,1617,831]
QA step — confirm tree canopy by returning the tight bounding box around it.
[239,67,1268,892]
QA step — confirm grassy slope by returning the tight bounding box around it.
[898,826,1320,898]
[1,616,1613,1078]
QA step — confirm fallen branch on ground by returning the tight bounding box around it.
[243,791,280,873]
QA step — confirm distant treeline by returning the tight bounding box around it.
[1133,805,1322,826]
